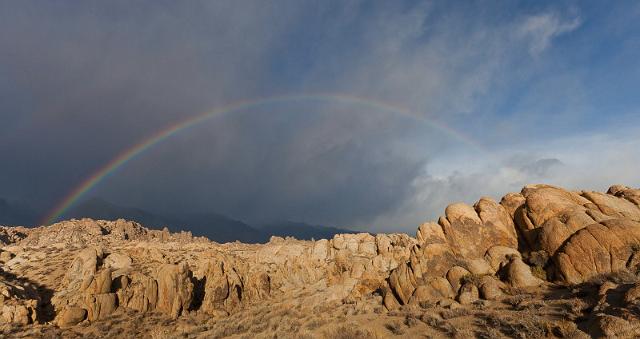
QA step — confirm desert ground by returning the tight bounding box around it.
[2,184,640,338]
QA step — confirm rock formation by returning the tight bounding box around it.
[0,184,639,337]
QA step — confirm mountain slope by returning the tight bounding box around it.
[258,220,356,240]
[64,198,353,243]
[66,198,264,243]
[0,198,37,226]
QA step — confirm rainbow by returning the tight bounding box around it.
[42,93,484,225]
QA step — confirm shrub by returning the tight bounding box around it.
[385,320,405,335]
[323,324,378,339]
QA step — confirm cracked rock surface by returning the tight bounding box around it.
[1,184,640,338]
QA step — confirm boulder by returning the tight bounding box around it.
[554,219,640,284]
[104,253,133,271]
[446,266,470,293]
[63,248,100,290]
[200,261,245,314]
[590,314,640,338]
[478,275,504,300]
[311,239,329,261]
[0,278,39,325]
[485,246,521,271]
[416,222,446,244]
[244,272,270,301]
[598,281,618,297]
[57,306,87,327]
[116,273,158,313]
[457,282,479,305]
[388,262,417,305]
[608,185,640,206]
[88,269,112,294]
[581,191,640,221]
[382,286,400,311]
[375,234,393,254]
[624,283,640,304]
[504,257,543,287]
[408,277,454,304]
[155,263,194,318]
[437,199,518,259]
[466,258,494,276]
[83,293,117,321]
[1,304,32,325]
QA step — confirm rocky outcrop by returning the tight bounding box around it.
[554,219,640,284]
[508,184,640,284]
[155,264,193,318]
[1,183,640,336]
[0,276,39,325]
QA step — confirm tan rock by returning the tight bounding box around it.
[554,219,640,284]
[382,286,400,311]
[200,261,240,314]
[155,263,194,318]
[624,283,640,304]
[608,185,640,206]
[417,243,457,277]
[311,239,329,261]
[83,293,117,321]
[416,222,446,244]
[581,191,640,221]
[590,314,640,338]
[375,234,392,254]
[484,245,521,271]
[88,269,112,294]
[408,277,454,304]
[116,273,158,313]
[104,252,132,270]
[1,304,32,325]
[457,282,479,305]
[504,257,543,287]
[64,247,99,288]
[57,306,87,327]
[478,275,504,300]
[445,203,482,224]
[437,199,518,259]
[446,266,470,293]
[388,262,417,305]
[500,193,525,219]
[466,258,494,276]
[0,250,14,263]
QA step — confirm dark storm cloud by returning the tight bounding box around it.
[2,1,639,231]
[0,1,438,226]
[0,1,299,208]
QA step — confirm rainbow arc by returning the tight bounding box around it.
[42,93,485,225]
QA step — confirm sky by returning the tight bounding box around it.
[1,1,639,232]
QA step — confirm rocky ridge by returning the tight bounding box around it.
[1,184,640,338]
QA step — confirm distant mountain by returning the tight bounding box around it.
[167,212,266,244]
[64,198,353,243]
[66,198,264,243]
[258,220,356,240]
[0,198,37,226]
[66,198,172,229]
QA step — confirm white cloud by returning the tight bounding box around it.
[364,129,640,233]
[517,12,582,56]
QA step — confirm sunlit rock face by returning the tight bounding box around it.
[1,184,640,337]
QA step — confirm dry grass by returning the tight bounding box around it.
[323,323,379,339]
[305,317,329,330]
[404,314,420,328]
[440,307,471,320]
[384,320,405,335]
[587,269,639,285]
[461,273,486,286]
